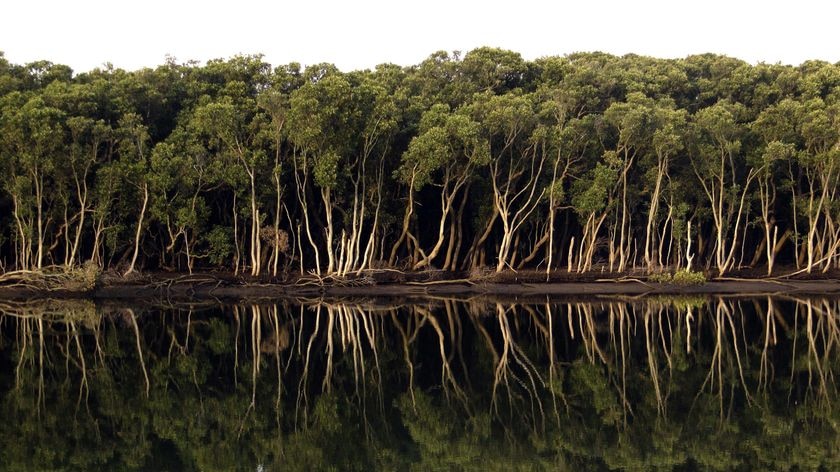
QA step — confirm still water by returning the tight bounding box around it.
[0,295,838,471]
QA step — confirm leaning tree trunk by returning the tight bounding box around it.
[125,182,149,276]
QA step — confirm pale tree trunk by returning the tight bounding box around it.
[719,169,758,273]
[11,194,31,270]
[756,170,785,276]
[321,187,335,274]
[685,221,695,271]
[491,145,546,273]
[293,151,321,275]
[249,171,261,276]
[272,170,283,277]
[233,193,241,275]
[33,168,45,269]
[466,207,498,270]
[617,154,632,272]
[644,157,667,270]
[413,167,470,271]
[804,171,829,274]
[90,213,105,268]
[67,155,95,268]
[443,186,469,270]
[358,159,385,274]
[125,182,149,276]
[389,167,417,266]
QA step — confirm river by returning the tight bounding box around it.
[0,295,838,470]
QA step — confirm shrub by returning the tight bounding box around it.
[648,269,706,286]
[648,272,673,283]
[672,269,706,285]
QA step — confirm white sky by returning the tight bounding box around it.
[1,0,837,73]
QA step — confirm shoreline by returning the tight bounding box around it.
[2,277,840,302]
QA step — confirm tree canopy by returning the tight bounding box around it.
[1,49,840,276]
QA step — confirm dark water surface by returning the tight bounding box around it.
[1,295,839,471]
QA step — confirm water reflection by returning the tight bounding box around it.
[1,296,840,470]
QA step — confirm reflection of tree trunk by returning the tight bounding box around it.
[127,309,150,397]
[803,299,829,403]
[490,304,546,428]
[270,306,283,408]
[69,320,90,402]
[417,306,465,401]
[644,311,665,416]
[757,297,777,393]
[250,306,262,405]
[699,300,725,420]
[391,311,417,408]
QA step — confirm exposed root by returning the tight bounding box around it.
[0,264,99,292]
[294,270,377,287]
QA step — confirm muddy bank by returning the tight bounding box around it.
[96,279,840,300]
[2,277,840,302]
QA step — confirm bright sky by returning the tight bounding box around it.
[2,0,837,73]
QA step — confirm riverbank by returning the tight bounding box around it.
[1,268,840,301]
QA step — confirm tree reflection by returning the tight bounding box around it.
[1,295,840,470]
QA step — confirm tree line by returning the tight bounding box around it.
[0,48,838,277]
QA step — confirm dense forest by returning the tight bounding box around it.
[0,48,839,278]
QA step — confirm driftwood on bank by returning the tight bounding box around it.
[1,266,840,302]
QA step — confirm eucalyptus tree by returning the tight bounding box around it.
[147,135,200,272]
[119,113,152,275]
[0,92,66,269]
[402,51,467,111]
[89,150,121,267]
[397,104,489,270]
[690,100,757,275]
[571,157,619,273]
[63,116,113,267]
[0,51,21,96]
[592,92,687,272]
[256,89,290,276]
[337,71,399,275]
[528,71,599,275]
[600,92,657,271]
[752,98,802,274]
[2,49,840,277]
[795,98,840,272]
[460,47,529,94]
[286,67,352,275]
[641,102,687,271]
[681,54,751,111]
[191,80,269,275]
[467,91,543,272]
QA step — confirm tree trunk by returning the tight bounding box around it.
[125,182,149,276]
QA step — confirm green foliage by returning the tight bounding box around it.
[1,49,839,276]
[205,226,233,266]
[313,150,340,189]
[648,272,674,283]
[649,269,707,285]
[572,162,617,216]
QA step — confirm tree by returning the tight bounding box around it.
[468,91,544,272]
[119,113,151,275]
[690,100,757,275]
[0,93,66,269]
[398,104,489,270]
